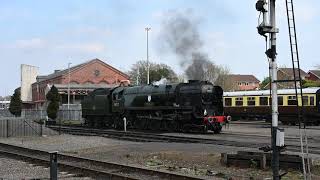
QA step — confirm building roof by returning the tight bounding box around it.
[227,74,260,83]
[36,58,129,82]
[224,87,320,97]
[53,83,116,90]
[308,70,320,79]
[278,68,307,77]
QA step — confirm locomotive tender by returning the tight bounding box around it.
[223,87,320,125]
[82,80,226,133]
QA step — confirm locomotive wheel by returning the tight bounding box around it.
[93,117,99,128]
[202,125,208,134]
[151,120,161,131]
[134,118,145,130]
[115,116,124,130]
[85,117,94,127]
[166,121,178,132]
[213,126,222,134]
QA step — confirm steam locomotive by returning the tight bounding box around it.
[82,80,227,133]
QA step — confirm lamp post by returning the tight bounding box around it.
[145,27,151,85]
[67,63,72,110]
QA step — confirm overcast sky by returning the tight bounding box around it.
[0,0,319,96]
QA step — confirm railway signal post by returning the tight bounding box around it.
[256,0,284,179]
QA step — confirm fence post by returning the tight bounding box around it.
[59,118,61,135]
[23,119,26,137]
[49,151,58,180]
[6,119,9,138]
[40,122,43,137]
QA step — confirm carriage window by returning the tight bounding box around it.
[288,96,297,105]
[260,97,268,106]
[235,97,243,106]
[310,96,315,106]
[278,96,283,106]
[247,97,256,106]
[224,98,232,107]
[302,96,309,106]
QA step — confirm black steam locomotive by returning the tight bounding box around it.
[81,80,226,133]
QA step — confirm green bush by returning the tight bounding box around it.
[46,85,60,120]
[9,88,22,117]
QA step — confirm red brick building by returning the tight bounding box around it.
[32,58,129,108]
[306,70,320,81]
[227,74,260,91]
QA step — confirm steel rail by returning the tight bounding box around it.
[0,142,207,180]
[49,126,320,155]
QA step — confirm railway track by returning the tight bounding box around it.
[0,142,208,180]
[49,126,320,155]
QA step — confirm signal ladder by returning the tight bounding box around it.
[284,0,304,125]
[285,0,311,179]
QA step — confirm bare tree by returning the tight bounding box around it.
[185,57,232,90]
[128,60,178,85]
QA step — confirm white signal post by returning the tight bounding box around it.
[256,0,282,179]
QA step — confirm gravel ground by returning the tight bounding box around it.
[0,134,140,153]
[1,123,319,179]
[0,155,93,179]
[224,122,320,140]
[0,134,311,179]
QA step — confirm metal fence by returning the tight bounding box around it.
[22,109,83,122]
[0,117,58,138]
[0,109,14,118]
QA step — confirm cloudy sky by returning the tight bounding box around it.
[0,0,319,96]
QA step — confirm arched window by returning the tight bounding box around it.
[99,81,109,85]
[84,81,94,85]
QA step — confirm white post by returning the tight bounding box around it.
[145,27,151,85]
[123,117,127,132]
[67,63,71,110]
[68,62,72,121]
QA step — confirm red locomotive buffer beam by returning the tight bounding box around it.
[203,115,228,134]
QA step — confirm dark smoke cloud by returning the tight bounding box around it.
[157,9,208,67]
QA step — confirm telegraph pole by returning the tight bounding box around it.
[256,0,283,179]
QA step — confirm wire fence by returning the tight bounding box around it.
[0,117,58,138]
[0,110,15,118]
[22,109,84,122]
[0,109,83,138]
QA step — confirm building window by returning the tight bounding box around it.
[224,98,232,107]
[245,82,249,86]
[247,97,256,106]
[288,96,297,105]
[235,97,243,106]
[260,97,268,106]
[310,96,315,106]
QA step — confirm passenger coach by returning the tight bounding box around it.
[223,88,320,125]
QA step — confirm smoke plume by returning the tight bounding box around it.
[157,9,208,67]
